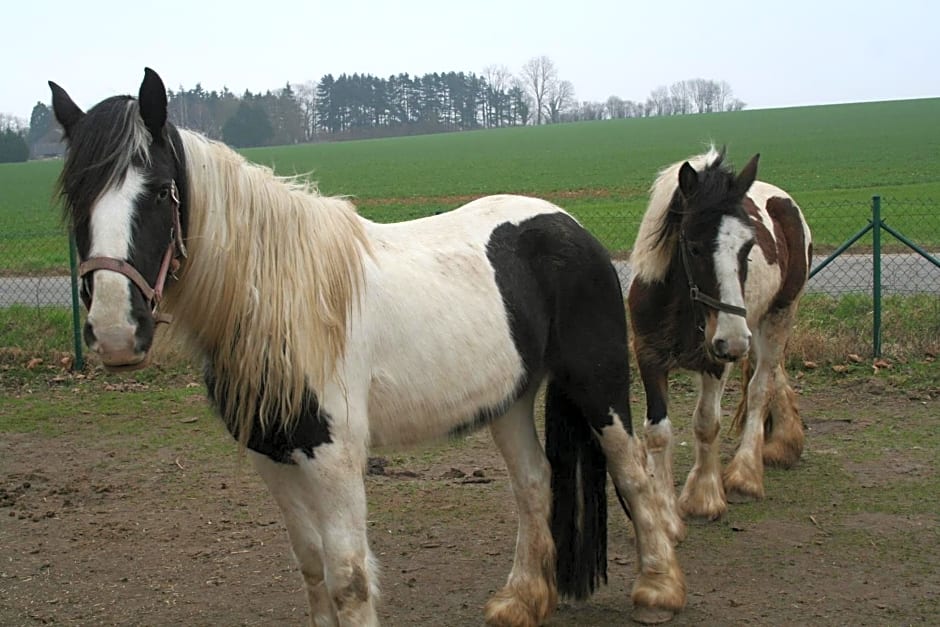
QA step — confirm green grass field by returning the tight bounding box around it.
[2,98,939,273]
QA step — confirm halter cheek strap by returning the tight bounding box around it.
[79,180,187,325]
[678,234,748,318]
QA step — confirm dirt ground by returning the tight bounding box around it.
[1,373,938,626]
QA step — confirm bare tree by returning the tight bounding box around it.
[519,55,557,125]
[483,64,513,127]
[295,80,318,141]
[725,98,746,112]
[606,95,625,119]
[647,86,672,117]
[0,113,27,132]
[545,79,576,123]
[670,80,692,115]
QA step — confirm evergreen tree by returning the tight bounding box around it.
[0,128,29,163]
[222,101,274,148]
[27,102,53,147]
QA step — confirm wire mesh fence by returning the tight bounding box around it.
[1,196,938,361]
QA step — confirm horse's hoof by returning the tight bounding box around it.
[683,510,726,524]
[725,489,761,504]
[632,606,675,624]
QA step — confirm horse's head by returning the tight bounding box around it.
[51,68,187,371]
[674,150,758,362]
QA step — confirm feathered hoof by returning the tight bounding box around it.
[631,565,686,624]
[631,606,676,625]
[678,473,727,522]
[678,494,727,522]
[762,435,804,469]
[484,581,556,627]
[723,471,764,503]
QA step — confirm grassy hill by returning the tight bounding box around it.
[2,98,939,273]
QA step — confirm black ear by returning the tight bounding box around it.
[48,81,85,137]
[678,161,699,199]
[139,68,168,139]
[736,153,760,194]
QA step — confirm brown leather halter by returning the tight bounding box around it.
[79,181,187,325]
[678,233,747,318]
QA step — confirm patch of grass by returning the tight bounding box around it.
[788,293,940,366]
[0,383,234,461]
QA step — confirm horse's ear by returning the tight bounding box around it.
[736,153,760,194]
[138,67,168,139]
[678,161,698,199]
[48,81,84,138]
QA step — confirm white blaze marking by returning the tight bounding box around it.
[712,215,752,345]
[86,167,145,338]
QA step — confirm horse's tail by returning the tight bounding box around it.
[544,380,608,600]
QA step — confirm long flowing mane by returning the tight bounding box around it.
[167,130,371,442]
[630,146,724,283]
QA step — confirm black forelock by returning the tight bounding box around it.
[55,96,154,228]
[652,150,753,254]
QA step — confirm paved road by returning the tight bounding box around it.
[1,254,938,308]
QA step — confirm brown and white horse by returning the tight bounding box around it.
[628,147,811,529]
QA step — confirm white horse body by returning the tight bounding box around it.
[360,195,559,447]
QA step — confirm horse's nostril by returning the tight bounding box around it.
[713,338,728,357]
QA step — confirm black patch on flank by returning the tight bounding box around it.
[204,362,332,464]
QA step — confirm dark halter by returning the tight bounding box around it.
[678,234,747,318]
[79,180,187,325]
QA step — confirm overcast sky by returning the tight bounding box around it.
[2,0,937,122]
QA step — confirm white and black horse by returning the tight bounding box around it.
[51,68,685,626]
[629,148,811,529]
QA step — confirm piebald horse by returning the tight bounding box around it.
[50,68,685,626]
[629,148,811,530]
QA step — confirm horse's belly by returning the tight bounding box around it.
[366,356,523,447]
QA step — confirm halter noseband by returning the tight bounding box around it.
[79,180,187,325]
[678,234,747,319]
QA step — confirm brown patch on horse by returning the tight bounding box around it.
[766,196,808,311]
[743,197,778,266]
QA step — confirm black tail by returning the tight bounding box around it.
[545,380,608,600]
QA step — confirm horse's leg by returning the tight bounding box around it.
[761,362,804,467]
[484,386,557,627]
[250,452,338,626]
[761,310,805,468]
[595,406,687,623]
[723,331,776,501]
[636,359,685,543]
[678,368,731,520]
[561,373,685,622]
[251,444,378,627]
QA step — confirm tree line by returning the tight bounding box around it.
[2,56,747,162]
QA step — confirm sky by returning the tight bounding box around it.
[2,0,938,123]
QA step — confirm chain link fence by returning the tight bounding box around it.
[0,215,72,307]
[2,196,938,361]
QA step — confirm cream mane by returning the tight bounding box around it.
[630,146,723,283]
[166,130,371,444]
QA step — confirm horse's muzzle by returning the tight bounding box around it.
[91,325,152,371]
[710,336,749,362]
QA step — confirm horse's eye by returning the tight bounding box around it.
[688,244,703,257]
[156,187,170,201]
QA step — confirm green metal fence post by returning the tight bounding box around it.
[68,232,85,371]
[871,196,882,358]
